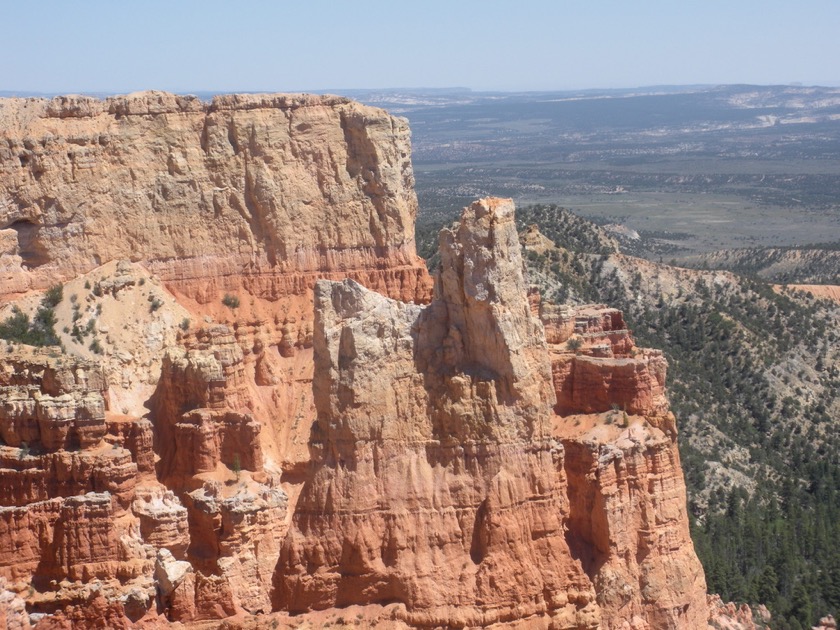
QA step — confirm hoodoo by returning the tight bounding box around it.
[274,198,599,628]
[0,93,707,627]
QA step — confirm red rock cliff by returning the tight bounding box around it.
[0,91,709,628]
[274,198,599,628]
[0,91,431,625]
[0,91,431,304]
[273,198,708,629]
[542,302,708,627]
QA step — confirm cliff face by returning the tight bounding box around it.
[0,91,708,628]
[543,303,707,628]
[0,91,430,304]
[0,91,431,624]
[275,199,599,628]
[0,348,152,618]
[273,198,707,628]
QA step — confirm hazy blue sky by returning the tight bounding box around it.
[4,0,839,94]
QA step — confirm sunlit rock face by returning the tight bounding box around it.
[0,86,709,627]
[0,91,432,624]
[274,199,600,629]
[542,297,708,627]
[274,198,708,629]
[0,91,431,305]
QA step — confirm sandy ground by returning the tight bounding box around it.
[775,284,840,303]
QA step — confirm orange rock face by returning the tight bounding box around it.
[0,90,709,627]
[541,301,707,627]
[546,303,669,417]
[0,349,146,592]
[562,424,707,628]
[268,199,708,628]
[0,91,434,622]
[274,199,600,628]
[0,92,431,304]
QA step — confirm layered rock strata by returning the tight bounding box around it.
[561,423,708,628]
[148,325,290,616]
[1,91,434,624]
[546,303,669,418]
[0,350,151,594]
[541,302,707,627]
[0,348,107,450]
[274,198,599,628]
[0,91,431,305]
[0,90,711,628]
[274,198,709,629]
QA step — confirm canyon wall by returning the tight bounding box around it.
[274,198,708,629]
[543,302,707,628]
[0,91,430,304]
[0,92,708,628]
[274,199,599,628]
[0,91,431,625]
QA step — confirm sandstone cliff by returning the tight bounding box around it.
[273,198,708,629]
[0,91,431,625]
[0,348,154,624]
[274,198,599,628]
[539,300,707,627]
[0,91,430,304]
[0,91,709,628]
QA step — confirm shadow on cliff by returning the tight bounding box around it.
[561,438,613,595]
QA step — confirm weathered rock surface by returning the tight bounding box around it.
[561,420,707,628]
[0,91,436,623]
[706,594,767,629]
[545,303,669,418]
[0,347,107,450]
[815,615,838,630]
[148,325,291,615]
[541,299,707,628]
[0,89,711,628]
[274,199,599,628]
[0,349,156,620]
[0,91,431,304]
[133,490,189,559]
[0,578,30,630]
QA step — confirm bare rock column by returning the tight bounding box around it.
[274,198,599,628]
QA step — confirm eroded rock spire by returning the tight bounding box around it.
[274,198,599,628]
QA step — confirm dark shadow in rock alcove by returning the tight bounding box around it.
[5,219,51,268]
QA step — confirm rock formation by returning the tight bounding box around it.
[707,594,772,629]
[274,198,598,628]
[545,304,669,418]
[0,90,710,628]
[540,301,708,627]
[0,349,156,624]
[0,91,431,305]
[0,578,30,630]
[273,198,708,628]
[0,91,432,624]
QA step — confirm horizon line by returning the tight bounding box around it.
[2,82,840,99]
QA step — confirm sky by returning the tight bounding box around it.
[3,0,839,94]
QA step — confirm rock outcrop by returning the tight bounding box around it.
[0,349,156,620]
[561,422,708,628]
[545,304,669,418]
[0,90,710,628]
[274,199,591,627]
[0,91,433,623]
[541,302,707,627]
[0,578,30,630]
[0,91,431,305]
[273,198,708,628]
